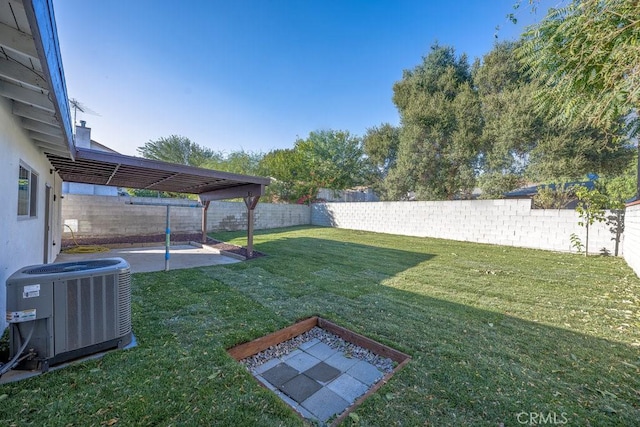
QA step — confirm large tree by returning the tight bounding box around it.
[388,44,482,200]
[473,41,537,197]
[518,0,639,194]
[474,41,633,195]
[205,150,263,176]
[258,129,371,203]
[258,148,308,203]
[363,123,400,178]
[363,123,401,199]
[296,129,372,191]
[137,135,221,167]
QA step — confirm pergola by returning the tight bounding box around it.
[47,147,270,257]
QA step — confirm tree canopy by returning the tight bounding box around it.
[518,0,639,197]
[257,129,371,203]
[205,150,263,176]
[137,135,221,167]
[519,0,639,135]
[387,44,482,200]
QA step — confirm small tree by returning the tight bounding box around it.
[606,209,625,256]
[533,183,575,209]
[574,187,608,256]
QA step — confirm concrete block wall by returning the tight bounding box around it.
[62,195,311,238]
[623,204,640,275]
[62,195,624,257]
[312,199,618,254]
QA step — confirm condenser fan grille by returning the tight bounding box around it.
[23,259,122,275]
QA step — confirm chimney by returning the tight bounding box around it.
[75,121,91,149]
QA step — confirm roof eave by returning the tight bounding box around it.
[23,0,74,159]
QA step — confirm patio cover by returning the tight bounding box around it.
[46,147,269,201]
[47,147,270,257]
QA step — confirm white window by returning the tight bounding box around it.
[18,163,38,218]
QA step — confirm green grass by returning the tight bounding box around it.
[1,225,639,426]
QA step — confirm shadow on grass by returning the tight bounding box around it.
[204,233,640,426]
[0,230,638,426]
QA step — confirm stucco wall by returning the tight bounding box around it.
[0,97,63,332]
[311,199,618,255]
[61,194,311,237]
[623,204,640,276]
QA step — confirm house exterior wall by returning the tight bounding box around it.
[0,97,63,332]
[61,195,311,237]
[623,204,640,276]
[311,199,617,255]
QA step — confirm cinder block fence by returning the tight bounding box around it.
[61,194,311,237]
[311,199,619,255]
[62,195,626,258]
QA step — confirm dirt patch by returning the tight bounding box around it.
[62,233,265,259]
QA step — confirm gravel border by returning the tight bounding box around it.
[240,326,395,373]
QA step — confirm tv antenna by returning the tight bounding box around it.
[69,98,100,127]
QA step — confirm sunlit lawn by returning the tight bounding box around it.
[1,226,639,426]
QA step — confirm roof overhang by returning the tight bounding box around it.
[0,0,74,158]
[47,147,270,200]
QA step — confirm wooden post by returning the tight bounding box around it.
[243,194,260,258]
[201,201,210,243]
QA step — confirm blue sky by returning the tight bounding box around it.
[54,1,552,157]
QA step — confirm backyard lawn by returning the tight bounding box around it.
[1,226,639,426]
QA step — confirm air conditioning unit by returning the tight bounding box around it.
[6,258,132,371]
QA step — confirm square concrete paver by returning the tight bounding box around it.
[298,338,320,351]
[253,357,282,375]
[280,374,322,403]
[301,387,351,422]
[325,352,359,372]
[305,342,337,361]
[347,360,383,386]
[261,363,299,388]
[304,362,340,383]
[327,373,369,403]
[255,375,278,392]
[283,351,321,372]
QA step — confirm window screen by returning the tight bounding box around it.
[18,165,29,216]
[18,163,38,217]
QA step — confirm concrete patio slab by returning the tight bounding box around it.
[55,244,240,273]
